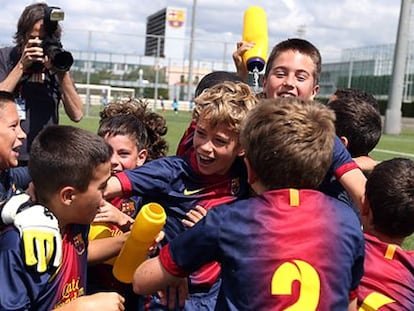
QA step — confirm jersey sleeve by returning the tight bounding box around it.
[10,167,32,190]
[332,136,359,179]
[116,158,177,197]
[0,228,35,310]
[160,205,224,275]
[0,47,12,81]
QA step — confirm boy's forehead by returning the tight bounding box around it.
[273,50,316,74]
[197,117,236,135]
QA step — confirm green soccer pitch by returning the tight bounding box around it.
[59,108,414,249]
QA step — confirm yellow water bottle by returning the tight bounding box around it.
[112,202,166,283]
[242,6,268,72]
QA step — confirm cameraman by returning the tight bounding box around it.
[0,2,83,165]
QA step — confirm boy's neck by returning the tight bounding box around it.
[251,180,268,195]
[364,227,404,246]
[39,198,66,232]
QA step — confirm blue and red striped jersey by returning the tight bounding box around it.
[0,224,89,310]
[358,233,414,310]
[161,189,364,310]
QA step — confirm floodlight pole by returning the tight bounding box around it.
[187,0,197,101]
[154,36,161,111]
[85,30,92,116]
[385,0,411,134]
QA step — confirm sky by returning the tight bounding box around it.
[0,0,405,65]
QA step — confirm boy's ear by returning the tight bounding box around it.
[310,84,320,100]
[339,136,349,148]
[360,194,371,217]
[360,194,374,230]
[60,186,76,206]
[136,149,148,167]
[243,157,257,185]
[237,146,245,157]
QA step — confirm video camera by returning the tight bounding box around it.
[31,6,73,72]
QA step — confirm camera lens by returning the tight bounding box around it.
[52,50,73,71]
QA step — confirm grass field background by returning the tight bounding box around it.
[60,106,414,249]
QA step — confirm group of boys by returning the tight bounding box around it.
[0,20,413,311]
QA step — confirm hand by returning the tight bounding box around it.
[182,205,207,228]
[148,231,165,257]
[93,200,134,228]
[2,193,62,273]
[55,292,125,311]
[232,40,255,80]
[158,278,188,310]
[354,156,378,174]
[20,37,44,71]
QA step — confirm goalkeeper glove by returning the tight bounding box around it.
[1,193,62,273]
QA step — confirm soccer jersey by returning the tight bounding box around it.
[0,223,89,310]
[358,233,414,310]
[117,151,248,244]
[0,167,31,202]
[161,188,365,311]
[116,150,248,290]
[177,122,358,180]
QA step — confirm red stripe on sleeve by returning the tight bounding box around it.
[159,244,189,277]
[115,172,133,197]
[349,287,358,301]
[334,161,359,179]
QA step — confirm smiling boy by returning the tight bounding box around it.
[0,90,28,201]
[104,81,257,310]
[0,125,125,310]
[133,98,364,310]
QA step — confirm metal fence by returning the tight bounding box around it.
[2,27,414,116]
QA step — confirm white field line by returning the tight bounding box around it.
[373,148,414,158]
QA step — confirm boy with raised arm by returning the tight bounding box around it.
[229,39,366,211]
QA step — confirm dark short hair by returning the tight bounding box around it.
[29,125,112,203]
[327,99,382,157]
[366,158,414,238]
[0,90,16,108]
[195,71,244,97]
[333,88,379,112]
[264,38,321,85]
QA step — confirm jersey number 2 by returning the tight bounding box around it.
[271,260,320,310]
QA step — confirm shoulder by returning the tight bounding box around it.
[140,156,189,173]
[10,166,31,190]
[0,226,21,252]
[0,46,14,57]
[0,46,18,66]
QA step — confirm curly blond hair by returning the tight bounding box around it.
[193,81,257,134]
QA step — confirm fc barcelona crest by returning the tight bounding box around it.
[73,233,86,255]
[167,10,185,28]
[231,178,240,196]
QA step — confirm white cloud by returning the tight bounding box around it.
[0,0,405,65]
